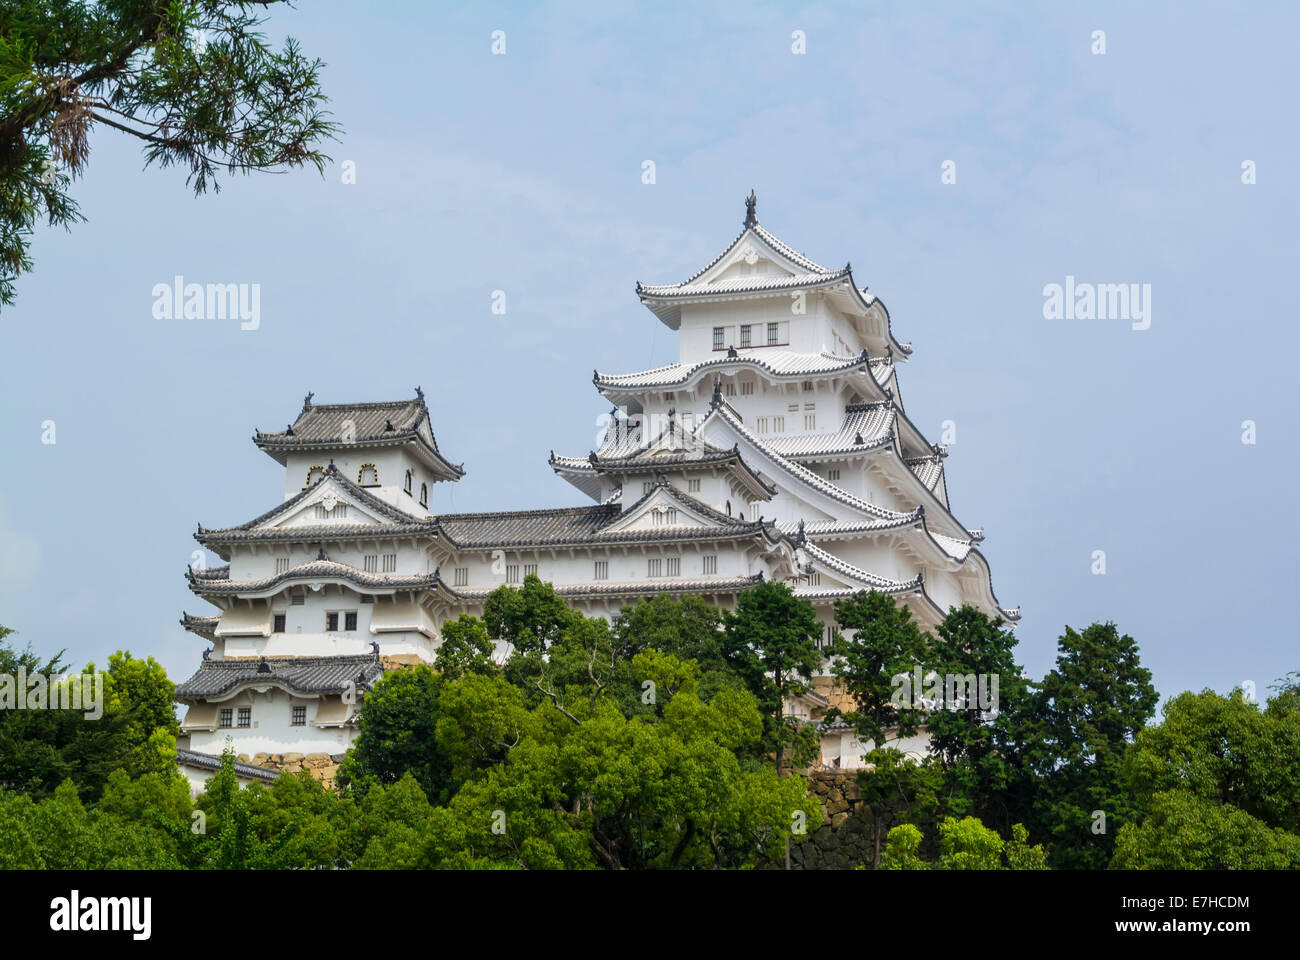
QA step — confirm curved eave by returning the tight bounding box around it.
[195,522,440,561]
[186,561,445,601]
[439,524,771,552]
[254,429,465,481]
[584,449,778,500]
[701,404,914,525]
[180,613,220,641]
[594,351,873,399]
[548,453,605,502]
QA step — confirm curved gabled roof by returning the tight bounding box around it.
[801,541,923,594]
[195,464,437,558]
[175,653,382,701]
[633,196,911,356]
[254,390,464,480]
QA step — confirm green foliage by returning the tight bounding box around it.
[1006,622,1158,870]
[0,0,339,308]
[0,633,180,801]
[721,580,823,769]
[434,614,497,680]
[335,665,457,804]
[830,590,931,750]
[924,605,1029,824]
[880,816,1047,870]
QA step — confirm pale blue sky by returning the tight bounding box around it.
[2,1,1295,707]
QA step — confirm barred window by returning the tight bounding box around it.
[523,563,538,578]
[275,557,290,575]
[326,612,339,631]
[237,707,251,729]
[702,555,717,575]
[688,478,700,492]
[740,324,752,347]
[594,560,608,580]
[713,327,726,350]
[804,414,816,430]
[506,564,520,583]
[767,322,779,344]
[828,469,841,482]
[740,381,754,395]
[344,611,358,631]
[290,589,306,605]
[291,706,306,727]
[647,558,663,578]
[454,567,469,587]
[273,614,286,633]
[219,708,233,729]
[382,554,397,572]
[363,554,378,573]
[666,557,680,576]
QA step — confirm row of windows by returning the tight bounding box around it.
[445,554,727,588]
[714,323,784,350]
[402,470,429,508]
[271,611,358,633]
[218,705,308,728]
[753,414,818,433]
[274,553,394,575]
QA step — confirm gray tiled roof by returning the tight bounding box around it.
[175,748,280,782]
[253,391,464,480]
[195,464,436,558]
[180,612,220,640]
[175,653,382,699]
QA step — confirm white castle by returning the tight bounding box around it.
[174,194,1017,791]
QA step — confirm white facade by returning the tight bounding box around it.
[176,196,1016,773]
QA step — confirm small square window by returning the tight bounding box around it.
[454,567,469,587]
[292,706,307,727]
[219,708,233,729]
[237,707,251,729]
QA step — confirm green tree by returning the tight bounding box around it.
[924,605,1029,825]
[434,614,497,680]
[829,590,932,751]
[1008,622,1158,869]
[721,580,823,771]
[0,0,338,307]
[336,665,457,804]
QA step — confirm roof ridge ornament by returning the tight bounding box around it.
[744,189,758,228]
[414,386,424,402]
[303,392,314,410]
[711,375,724,408]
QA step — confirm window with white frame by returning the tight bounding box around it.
[382,554,397,572]
[453,567,468,586]
[506,564,520,583]
[828,468,841,482]
[363,554,378,572]
[767,322,779,345]
[774,416,785,432]
[687,478,700,492]
[740,324,751,347]
[702,555,717,575]
[219,708,233,729]
[594,560,608,580]
[666,557,680,576]
[523,563,538,578]
[291,705,306,727]
[740,381,754,395]
[275,557,290,575]
[237,707,251,729]
[713,327,725,350]
[756,417,769,434]
[804,414,816,430]
[647,558,663,578]
[358,463,378,486]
